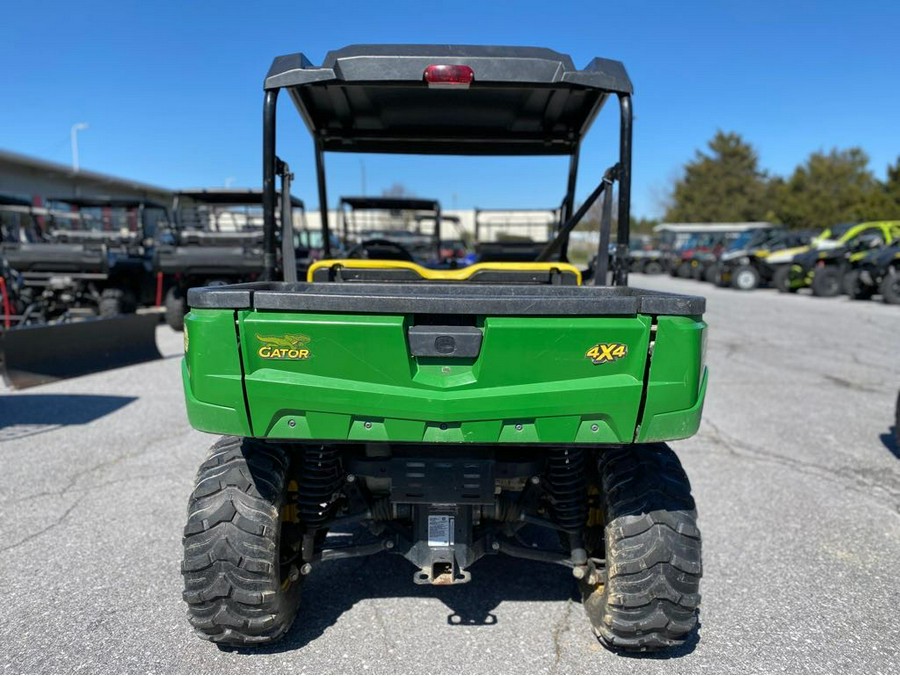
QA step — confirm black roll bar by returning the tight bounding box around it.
[262,89,278,281]
[314,138,332,258]
[615,94,632,286]
[262,78,633,285]
[536,163,618,263]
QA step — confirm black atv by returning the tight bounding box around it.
[806,232,895,298]
[845,241,900,303]
[156,189,308,330]
[0,196,168,319]
[716,229,812,291]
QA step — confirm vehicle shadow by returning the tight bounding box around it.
[231,531,700,659]
[880,427,899,459]
[0,394,137,440]
[234,538,579,654]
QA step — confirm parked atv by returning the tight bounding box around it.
[789,221,900,296]
[845,241,900,303]
[156,189,308,330]
[338,196,443,264]
[473,207,563,263]
[0,247,160,389]
[180,45,707,654]
[0,195,168,317]
[716,228,812,290]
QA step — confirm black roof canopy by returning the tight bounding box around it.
[339,196,440,212]
[176,189,304,208]
[266,45,632,155]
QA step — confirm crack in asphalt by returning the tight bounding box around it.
[549,597,574,671]
[0,427,193,553]
[1,427,189,506]
[0,494,86,554]
[371,604,396,655]
[698,418,899,514]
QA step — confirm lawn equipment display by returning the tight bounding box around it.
[156,189,307,330]
[180,45,707,653]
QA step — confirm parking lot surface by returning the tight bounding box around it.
[1,275,898,674]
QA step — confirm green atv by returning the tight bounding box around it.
[180,45,707,653]
[784,221,900,294]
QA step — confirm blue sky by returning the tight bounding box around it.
[2,0,899,218]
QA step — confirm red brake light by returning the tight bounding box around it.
[424,64,474,88]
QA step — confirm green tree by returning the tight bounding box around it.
[665,131,769,222]
[773,148,886,229]
[883,156,900,214]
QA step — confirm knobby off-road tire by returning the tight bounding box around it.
[880,271,900,305]
[98,287,136,317]
[843,270,874,300]
[164,286,186,331]
[773,266,798,294]
[182,436,302,646]
[582,443,702,652]
[811,267,842,297]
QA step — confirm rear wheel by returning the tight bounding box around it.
[880,270,900,305]
[182,436,303,646]
[773,266,795,293]
[98,288,136,317]
[165,286,186,331]
[581,443,702,652]
[643,260,663,275]
[675,262,692,278]
[731,265,760,291]
[843,270,874,300]
[811,267,842,297]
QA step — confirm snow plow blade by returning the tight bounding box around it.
[0,313,162,389]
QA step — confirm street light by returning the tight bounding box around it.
[71,122,89,172]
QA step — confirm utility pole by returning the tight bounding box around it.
[71,122,89,172]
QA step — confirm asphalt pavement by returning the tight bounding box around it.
[1,275,898,674]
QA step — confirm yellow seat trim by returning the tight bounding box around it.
[307,259,582,285]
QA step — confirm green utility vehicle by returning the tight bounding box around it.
[180,46,707,653]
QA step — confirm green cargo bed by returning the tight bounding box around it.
[183,282,707,445]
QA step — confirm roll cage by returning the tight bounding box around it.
[260,44,633,285]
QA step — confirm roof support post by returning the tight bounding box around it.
[615,93,633,286]
[262,88,279,281]
[559,144,580,261]
[314,138,332,258]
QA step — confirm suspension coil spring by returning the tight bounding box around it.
[546,448,587,533]
[296,445,343,529]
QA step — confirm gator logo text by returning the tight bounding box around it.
[585,342,627,365]
[256,334,311,360]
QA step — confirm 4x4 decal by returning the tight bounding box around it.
[585,342,627,365]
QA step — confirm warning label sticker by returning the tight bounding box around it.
[428,515,454,547]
